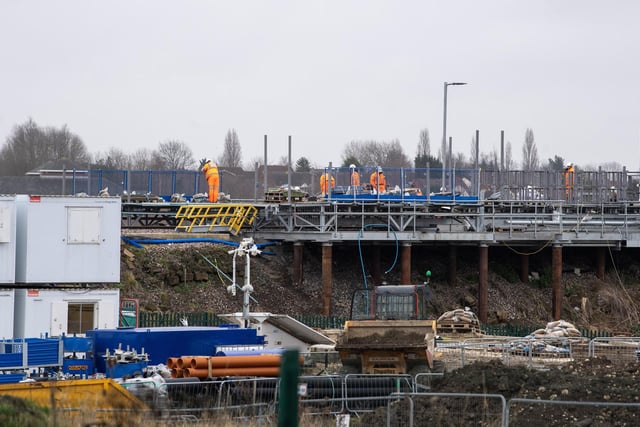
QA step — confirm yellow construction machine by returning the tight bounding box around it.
[335,284,437,375]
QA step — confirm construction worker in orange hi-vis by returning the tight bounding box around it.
[320,171,335,195]
[201,159,220,202]
[564,162,575,200]
[349,164,361,188]
[369,166,386,194]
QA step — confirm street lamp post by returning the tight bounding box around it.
[441,81,467,191]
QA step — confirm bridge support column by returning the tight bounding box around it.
[520,254,529,283]
[478,244,488,324]
[372,244,382,286]
[292,242,304,287]
[448,246,457,286]
[596,247,606,280]
[322,243,333,316]
[401,242,412,285]
[552,245,563,321]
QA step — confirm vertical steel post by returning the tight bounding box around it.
[287,135,292,204]
[552,244,563,320]
[263,135,268,197]
[596,247,606,280]
[520,254,529,283]
[278,349,300,427]
[448,246,457,286]
[478,244,489,324]
[322,243,332,316]
[401,242,411,285]
[293,242,304,287]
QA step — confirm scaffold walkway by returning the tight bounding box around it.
[175,203,258,235]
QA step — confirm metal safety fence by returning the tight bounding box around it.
[116,374,640,426]
[434,336,591,371]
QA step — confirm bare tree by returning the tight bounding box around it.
[93,147,131,170]
[217,129,242,168]
[0,118,89,175]
[452,152,469,168]
[469,134,478,166]
[129,148,155,170]
[276,155,289,166]
[522,128,539,171]
[154,140,195,170]
[504,141,515,171]
[415,129,439,167]
[342,140,411,167]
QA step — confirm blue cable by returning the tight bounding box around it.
[357,223,399,290]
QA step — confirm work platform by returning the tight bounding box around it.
[248,199,640,248]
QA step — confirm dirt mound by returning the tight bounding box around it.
[361,357,640,426]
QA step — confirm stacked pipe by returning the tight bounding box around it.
[166,354,302,379]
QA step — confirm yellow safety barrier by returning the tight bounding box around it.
[0,378,146,424]
[175,203,258,235]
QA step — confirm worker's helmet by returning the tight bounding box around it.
[349,164,356,169]
[206,159,212,164]
[377,166,383,173]
[566,162,573,167]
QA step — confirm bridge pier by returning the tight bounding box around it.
[401,242,411,285]
[552,245,563,320]
[478,244,488,324]
[293,242,304,287]
[596,247,606,280]
[520,254,529,283]
[322,243,332,316]
[448,246,457,286]
[371,244,381,285]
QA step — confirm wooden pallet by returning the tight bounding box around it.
[264,190,307,203]
[438,321,482,333]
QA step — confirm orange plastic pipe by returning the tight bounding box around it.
[166,357,179,369]
[190,355,283,369]
[184,367,281,378]
[177,356,196,369]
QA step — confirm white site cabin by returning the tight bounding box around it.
[13,288,120,338]
[14,195,121,284]
[0,289,15,339]
[0,195,16,284]
[5,195,123,339]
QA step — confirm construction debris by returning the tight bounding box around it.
[529,320,582,338]
[437,308,482,334]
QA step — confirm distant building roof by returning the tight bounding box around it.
[26,160,89,176]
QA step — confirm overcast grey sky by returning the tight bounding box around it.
[1,1,639,170]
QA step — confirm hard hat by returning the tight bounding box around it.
[206,159,212,163]
[377,166,383,173]
[349,164,356,169]
[566,162,573,167]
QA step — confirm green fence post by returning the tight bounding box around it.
[278,349,300,427]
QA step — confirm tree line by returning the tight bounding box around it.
[0,118,622,177]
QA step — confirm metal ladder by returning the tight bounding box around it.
[174,203,258,235]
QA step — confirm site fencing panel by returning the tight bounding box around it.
[344,374,413,414]
[383,392,507,427]
[589,337,640,364]
[434,337,584,371]
[297,375,344,415]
